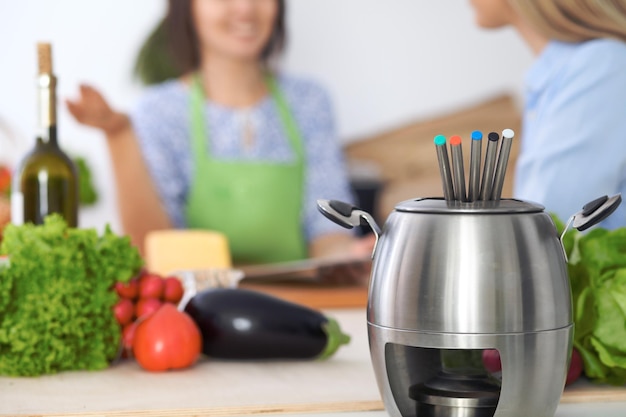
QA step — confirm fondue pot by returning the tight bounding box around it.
[318,194,620,417]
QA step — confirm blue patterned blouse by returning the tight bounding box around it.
[130,73,354,242]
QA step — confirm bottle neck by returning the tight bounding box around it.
[37,73,58,146]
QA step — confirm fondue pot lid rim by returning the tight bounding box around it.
[394,197,545,214]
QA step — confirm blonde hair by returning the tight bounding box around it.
[509,0,626,42]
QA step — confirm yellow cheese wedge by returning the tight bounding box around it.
[144,229,232,276]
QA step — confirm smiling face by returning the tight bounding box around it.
[191,0,279,63]
[468,0,518,28]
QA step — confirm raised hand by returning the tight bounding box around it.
[66,84,130,135]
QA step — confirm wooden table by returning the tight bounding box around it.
[0,309,378,417]
[239,281,369,309]
[1,308,625,417]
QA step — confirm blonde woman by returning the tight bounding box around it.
[469,0,626,228]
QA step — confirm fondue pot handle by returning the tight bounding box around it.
[570,193,622,232]
[560,193,622,260]
[317,199,382,256]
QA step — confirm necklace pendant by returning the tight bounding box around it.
[244,124,253,150]
[241,112,255,152]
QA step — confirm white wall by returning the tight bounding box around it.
[0,0,533,232]
[284,1,533,141]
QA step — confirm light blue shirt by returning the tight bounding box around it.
[515,39,626,229]
[130,74,354,242]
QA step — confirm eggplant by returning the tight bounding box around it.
[184,288,350,360]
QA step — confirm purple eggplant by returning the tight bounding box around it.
[184,288,350,360]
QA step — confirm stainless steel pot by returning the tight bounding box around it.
[318,195,621,417]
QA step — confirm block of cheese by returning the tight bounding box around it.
[145,229,232,276]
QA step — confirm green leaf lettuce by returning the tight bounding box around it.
[557,218,626,386]
[0,215,142,376]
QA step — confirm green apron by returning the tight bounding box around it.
[185,75,307,264]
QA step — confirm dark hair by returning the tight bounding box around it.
[167,0,288,69]
[134,0,286,85]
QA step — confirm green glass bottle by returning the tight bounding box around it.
[11,43,78,227]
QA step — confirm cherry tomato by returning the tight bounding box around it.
[115,278,139,300]
[121,322,137,358]
[482,349,502,373]
[133,304,202,372]
[481,347,583,385]
[135,298,162,319]
[566,348,583,385]
[139,274,165,299]
[163,276,184,304]
[113,298,134,326]
[0,166,11,194]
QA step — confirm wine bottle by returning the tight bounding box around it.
[11,43,78,227]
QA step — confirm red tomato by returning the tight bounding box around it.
[482,349,502,373]
[121,322,137,358]
[139,274,165,299]
[0,166,11,193]
[481,347,583,385]
[163,276,184,304]
[115,278,139,300]
[135,298,162,318]
[113,298,134,326]
[566,348,583,385]
[133,304,202,372]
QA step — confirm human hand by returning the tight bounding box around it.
[66,84,129,136]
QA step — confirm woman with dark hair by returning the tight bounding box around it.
[68,0,372,263]
[469,0,626,228]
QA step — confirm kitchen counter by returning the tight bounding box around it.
[1,308,625,417]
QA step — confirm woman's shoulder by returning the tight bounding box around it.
[568,38,626,76]
[575,38,626,55]
[275,73,333,105]
[539,38,626,99]
[131,79,189,130]
[133,79,188,116]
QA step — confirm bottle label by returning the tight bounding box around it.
[10,191,24,225]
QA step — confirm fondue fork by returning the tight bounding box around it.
[434,135,455,201]
[491,128,515,201]
[479,132,500,200]
[450,136,468,202]
[468,130,483,201]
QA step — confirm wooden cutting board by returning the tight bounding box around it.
[239,281,369,309]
